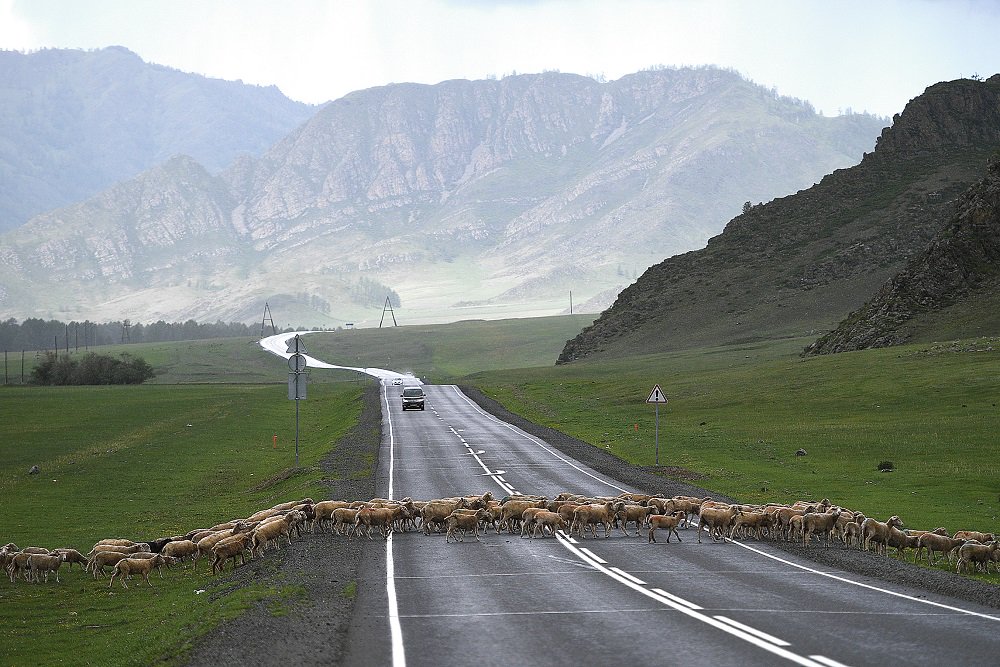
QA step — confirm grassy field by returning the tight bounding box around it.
[2,316,998,665]
[466,336,1000,545]
[0,380,367,665]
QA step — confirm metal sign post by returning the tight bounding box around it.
[287,335,308,467]
[646,384,668,465]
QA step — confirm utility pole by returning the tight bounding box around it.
[380,296,397,327]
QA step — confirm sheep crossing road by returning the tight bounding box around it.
[258,334,1000,667]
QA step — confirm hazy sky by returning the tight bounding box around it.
[2,0,998,118]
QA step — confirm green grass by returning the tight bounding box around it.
[3,315,998,664]
[0,381,366,666]
[466,337,1000,542]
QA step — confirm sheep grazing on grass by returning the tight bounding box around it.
[956,541,1000,574]
[648,511,686,543]
[53,548,88,570]
[108,555,166,589]
[26,552,63,583]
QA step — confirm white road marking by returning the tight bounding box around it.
[809,656,853,667]
[382,384,406,667]
[731,540,1000,622]
[714,615,790,646]
[449,385,630,494]
[610,567,647,585]
[579,548,607,563]
[652,589,703,610]
[558,534,833,667]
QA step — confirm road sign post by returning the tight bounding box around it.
[286,335,308,467]
[646,384,668,465]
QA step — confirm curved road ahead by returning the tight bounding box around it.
[261,334,1000,667]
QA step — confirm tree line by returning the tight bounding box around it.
[0,318,291,353]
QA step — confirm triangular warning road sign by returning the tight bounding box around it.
[646,384,668,404]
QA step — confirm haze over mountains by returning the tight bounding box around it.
[559,75,1000,363]
[0,48,885,327]
[0,47,315,232]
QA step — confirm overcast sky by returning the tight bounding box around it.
[2,0,998,118]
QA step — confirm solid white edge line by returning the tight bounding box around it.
[579,548,607,564]
[714,615,790,646]
[383,384,406,667]
[731,540,1000,622]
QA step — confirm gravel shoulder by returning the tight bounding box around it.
[182,381,999,665]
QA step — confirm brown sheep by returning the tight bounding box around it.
[861,515,904,555]
[648,511,686,543]
[445,510,488,543]
[802,509,842,547]
[697,505,738,543]
[531,511,569,538]
[26,553,63,583]
[161,539,200,567]
[211,534,253,575]
[108,555,166,589]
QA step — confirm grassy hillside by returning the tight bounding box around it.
[467,337,1000,539]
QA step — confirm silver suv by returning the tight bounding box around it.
[401,387,425,411]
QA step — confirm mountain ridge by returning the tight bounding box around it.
[0,46,315,231]
[0,66,884,326]
[557,75,1000,363]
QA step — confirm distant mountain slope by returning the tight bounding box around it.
[0,47,315,231]
[0,66,883,326]
[805,154,1000,353]
[558,75,1000,363]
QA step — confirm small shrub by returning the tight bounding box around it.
[877,460,895,472]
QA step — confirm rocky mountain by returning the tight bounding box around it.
[0,47,315,232]
[805,153,1000,353]
[558,75,1000,363]
[0,66,884,326]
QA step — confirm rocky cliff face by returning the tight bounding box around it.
[805,153,1000,354]
[0,67,884,326]
[558,75,1000,363]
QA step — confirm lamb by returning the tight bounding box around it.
[648,511,686,543]
[108,555,166,589]
[211,533,253,575]
[861,515,904,556]
[531,511,569,538]
[841,521,863,548]
[956,541,1000,574]
[26,552,63,583]
[445,509,488,543]
[802,509,842,547]
[697,505,739,543]
[519,507,549,538]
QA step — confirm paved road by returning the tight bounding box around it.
[340,382,1000,667]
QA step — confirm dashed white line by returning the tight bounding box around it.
[714,615,790,646]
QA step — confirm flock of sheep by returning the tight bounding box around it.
[3,490,998,589]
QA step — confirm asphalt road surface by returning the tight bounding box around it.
[340,381,1000,667]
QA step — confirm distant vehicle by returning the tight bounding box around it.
[401,387,425,411]
[391,378,403,386]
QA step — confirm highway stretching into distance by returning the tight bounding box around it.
[261,333,1000,667]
